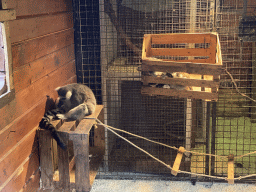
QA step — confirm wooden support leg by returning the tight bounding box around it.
[71,134,90,192]
[57,133,70,191]
[39,130,54,189]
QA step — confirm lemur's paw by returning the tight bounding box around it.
[56,114,67,120]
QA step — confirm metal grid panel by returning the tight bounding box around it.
[215,0,256,180]
[73,0,256,182]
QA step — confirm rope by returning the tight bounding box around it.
[96,120,227,159]
[95,119,256,181]
[224,68,256,103]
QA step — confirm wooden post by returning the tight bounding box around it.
[94,107,105,148]
[70,134,90,192]
[251,42,256,123]
[57,133,70,191]
[39,130,54,189]
[227,154,235,184]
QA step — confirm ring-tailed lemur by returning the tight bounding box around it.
[39,83,97,150]
[147,71,192,90]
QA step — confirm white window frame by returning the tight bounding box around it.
[0,9,16,108]
[0,22,10,98]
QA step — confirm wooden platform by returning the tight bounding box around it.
[141,33,222,101]
[39,105,104,192]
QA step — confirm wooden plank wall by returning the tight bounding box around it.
[0,0,75,191]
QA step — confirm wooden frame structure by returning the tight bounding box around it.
[141,33,222,101]
[39,105,105,192]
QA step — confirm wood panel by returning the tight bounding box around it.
[0,1,76,191]
[142,62,222,76]
[10,12,73,43]
[12,28,74,69]
[151,33,213,44]
[0,60,76,130]
[6,0,72,17]
[22,169,40,192]
[13,44,75,93]
[142,75,219,88]
[141,86,218,100]
[151,48,212,57]
[0,98,45,159]
[0,127,38,187]
[0,145,39,192]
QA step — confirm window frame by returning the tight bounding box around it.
[0,9,16,109]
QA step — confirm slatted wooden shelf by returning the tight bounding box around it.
[39,105,104,192]
[141,33,222,100]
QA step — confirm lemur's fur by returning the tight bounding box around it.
[39,83,96,150]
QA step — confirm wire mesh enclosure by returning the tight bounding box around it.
[73,0,256,183]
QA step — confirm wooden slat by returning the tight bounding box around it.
[141,86,218,101]
[94,107,105,148]
[39,130,54,189]
[208,34,217,64]
[70,134,90,192]
[22,169,40,192]
[142,34,152,59]
[151,33,213,44]
[12,28,74,69]
[10,12,73,43]
[57,134,70,190]
[171,147,185,176]
[0,60,76,130]
[58,121,77,133]
[0,99,45,159]
[13,44,75,93]
[72,105,104,135]
[6,0,72,17]
[0,9,16,21]
[0,155,39,192]
[0,127,38,187]
[142,76,219,88]
[159,58,212,64]
[227,154,234,184]
[151,48,212,58]
[142,62,222,76]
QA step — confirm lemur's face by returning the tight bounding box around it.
[55,86,72,109]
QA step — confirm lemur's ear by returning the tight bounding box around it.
[66,91,72,99]
[55,86,61,91]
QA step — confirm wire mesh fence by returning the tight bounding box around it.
[73,0,256,183]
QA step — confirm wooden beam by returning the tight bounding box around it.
[151,33,212,44]
[141,86,218,101]
[0,10,16,21]
[171,147,185,176]
[227,154,234,184]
